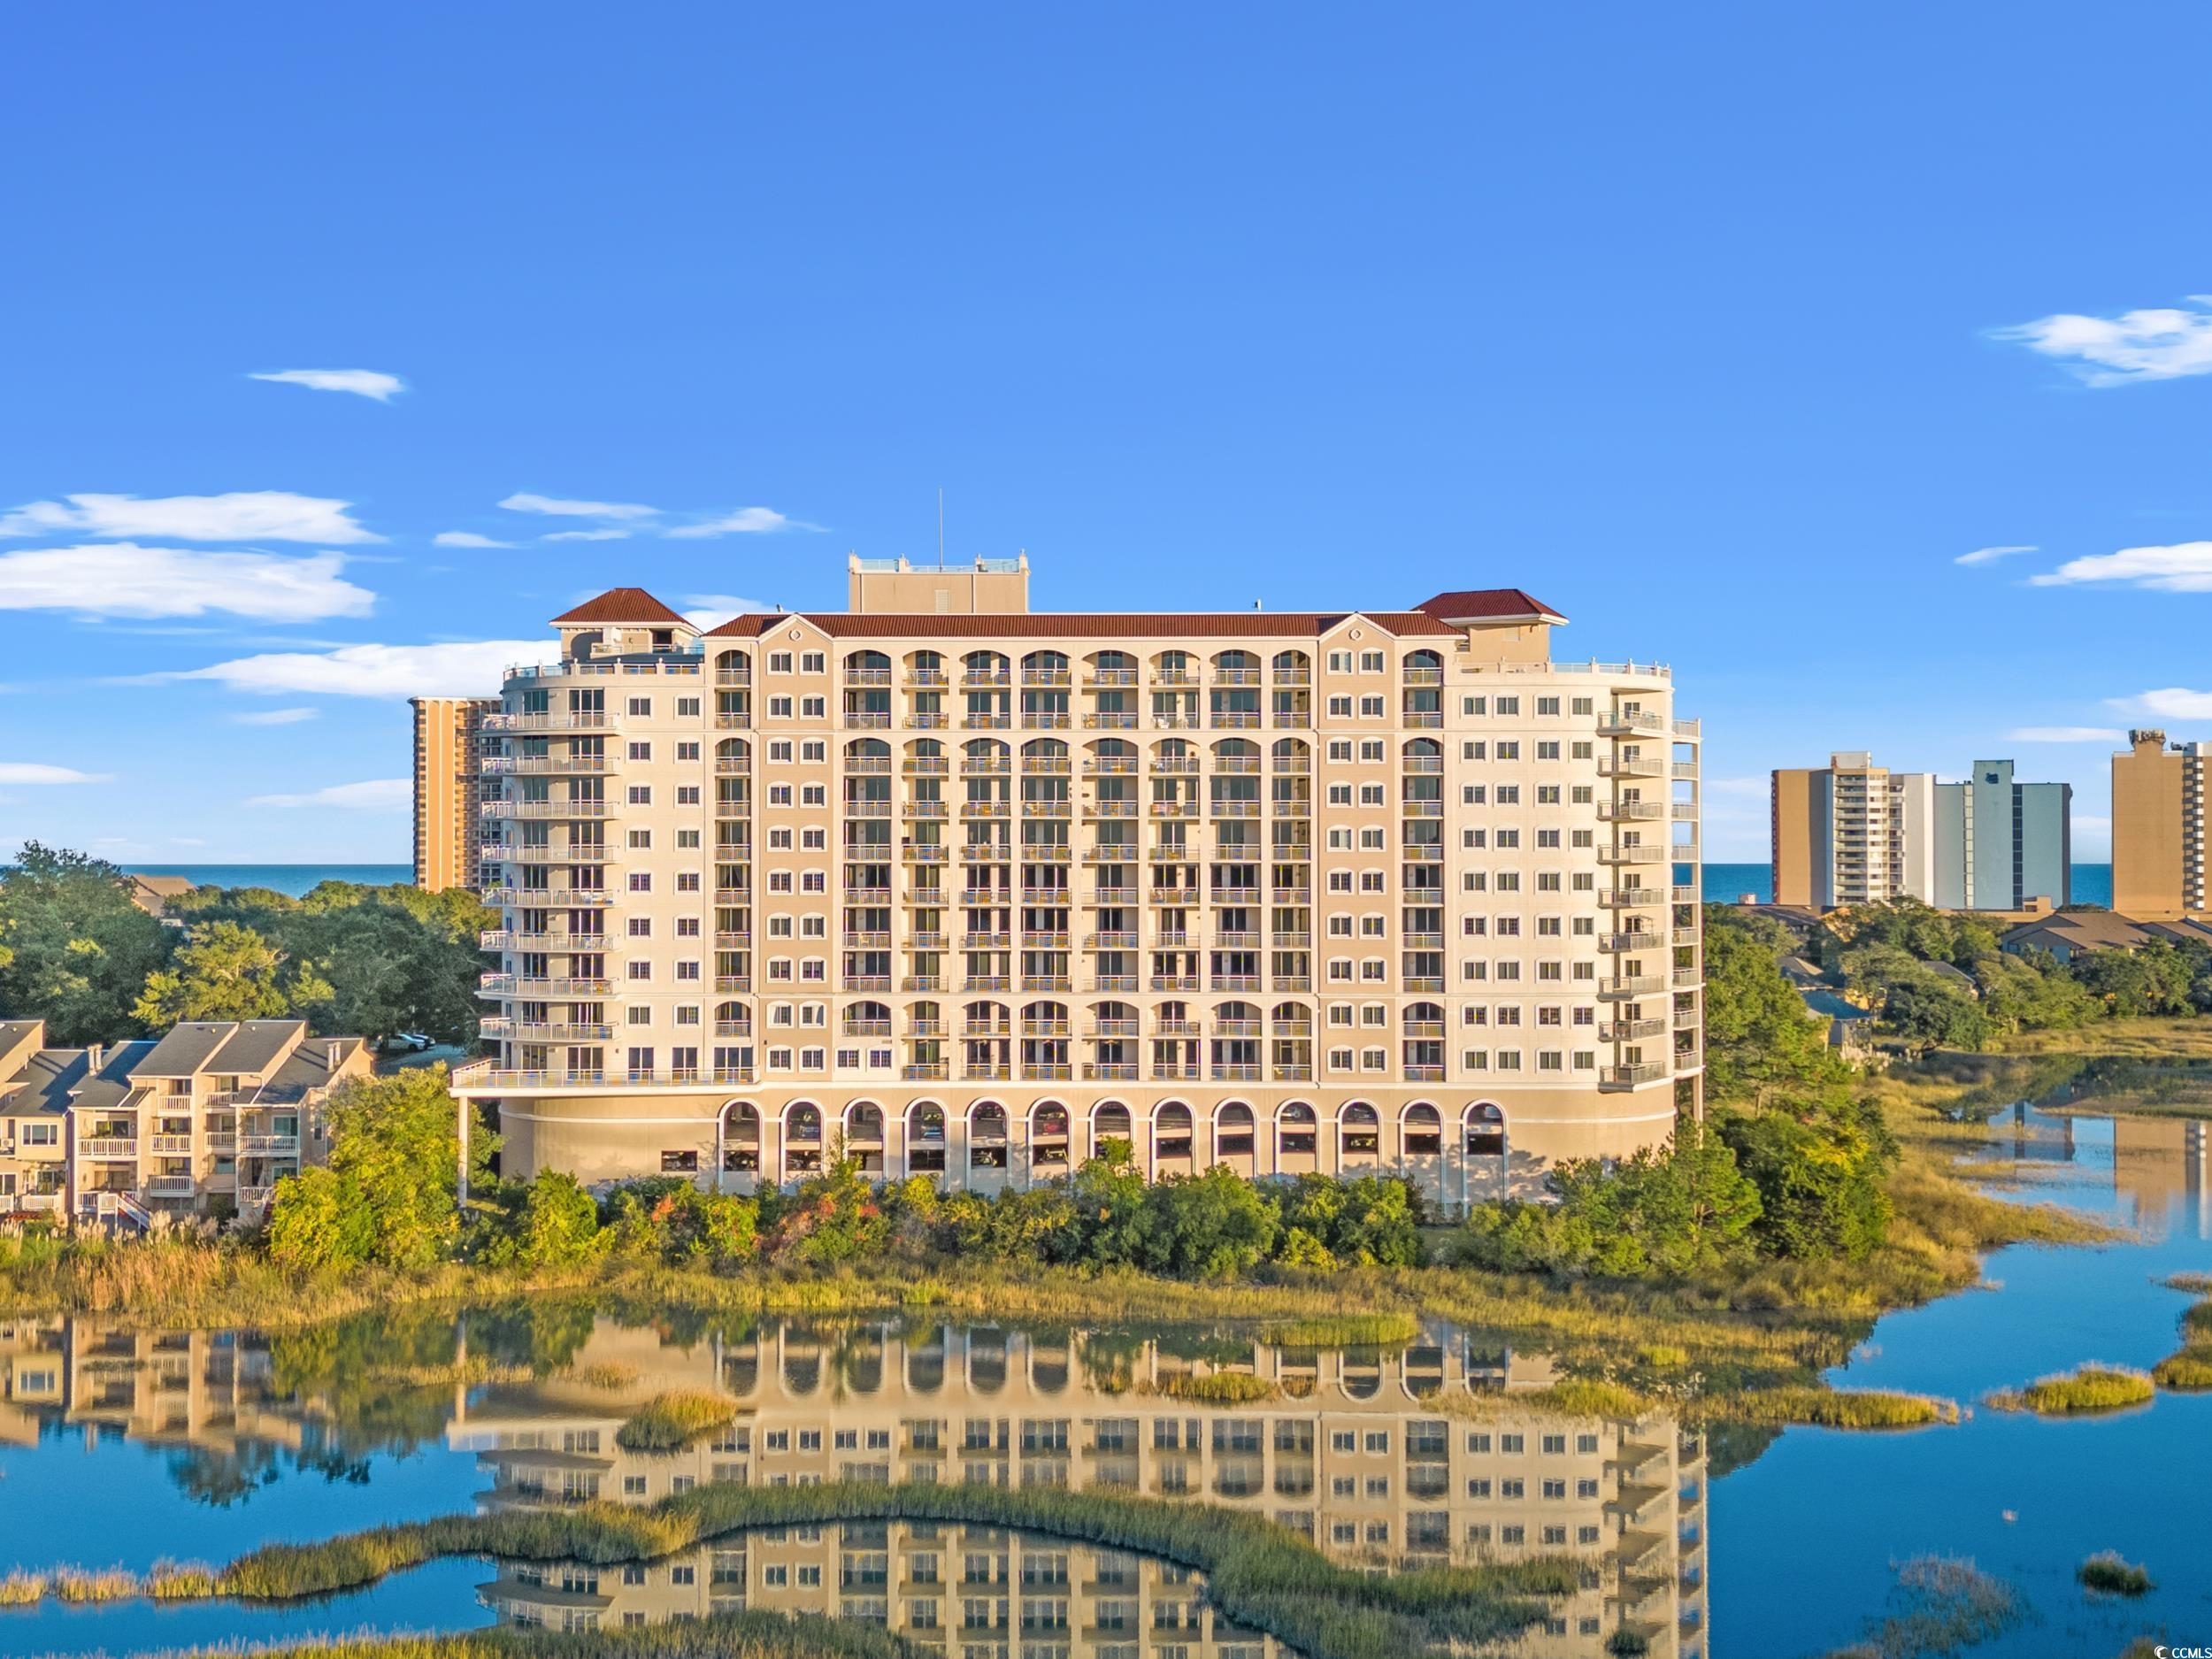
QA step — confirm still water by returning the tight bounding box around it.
[1,1065,2205,1659]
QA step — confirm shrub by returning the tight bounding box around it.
[2078,1553,2152,1595]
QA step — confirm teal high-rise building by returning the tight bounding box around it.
[1932,759,2071,910]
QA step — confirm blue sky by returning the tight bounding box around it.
[8,1,2212,863]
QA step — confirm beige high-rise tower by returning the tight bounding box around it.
[412,695,499,892]
[451,558,1704,1213]
[1770,753,1933,909]
[2112,729,2210,917]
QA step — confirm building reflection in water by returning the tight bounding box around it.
[2113,1116,2210,1239]
[453,1320,1709,1658]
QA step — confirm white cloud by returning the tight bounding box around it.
[1993,296,2212,386]
[0,763,108,784]
[0,490,381,544]
[0,545,373,620]
[231,707,321,726]
[2004,726,2127,742]
[499,492,659,520]
[180,638,539,698]
[247,778,410,810]
[543,528,634,541]
[680,593,770,630]
[433,530,517,549]
[665,508,812,538]
[1956,544,2036,566]
[248,369,405,402]
[2029,541,2212,591]
[2111,687,2212,719]
[1705,775,1768,799]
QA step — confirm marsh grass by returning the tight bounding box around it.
[562,1361,641,1389]
[1255,1313,1418,1348]
[366,1358,533,1387]
[151,1609,914,1659]
[1985,1364,2155,1417]
[0,1571,45,1606]
[208,1480,1576,1659]
[2078,1553,2152,1596]
[614,1391,734,1452]
[1141,1371,1279,1403]
[1837,1555,2024,1659]
[145,1561,220,1600]
[51,1566,138,1602]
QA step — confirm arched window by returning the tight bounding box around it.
[1278,1101,1317,1156]
[1155,1101,1194,1161]
[1216,1102,1256,1159]
[846,1102,885,1142]
[845,1000,891,1035]
[846,649,891,679]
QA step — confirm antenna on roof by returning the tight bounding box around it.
[1254,599,1263,611]
[937,488,946,572]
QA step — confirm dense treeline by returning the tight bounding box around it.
[0,843,490,1045]
[1452,907,1895,1279]
[266,1078,1429,1281]
[1806,897,2212,1048]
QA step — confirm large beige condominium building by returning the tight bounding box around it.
[2112,728,2212,918]
[1770,752,1933,910]
[453,557,1703,1211]
[0,1018,370,1228]
[414,695,502,892]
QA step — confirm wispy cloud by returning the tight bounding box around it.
[0,763,109,784]
[666,508,816,538]
[2030,541,2212,592]
[2111,687,2212,719]
[680,594,770,630]
[177,638,540,698]
[1956,544,2036,566]
[432,530,517,549]
[1993,295,2212,386]
[0,490,381,544]
[2004,726,2127,743]
[247,778,409,810]
[544,528,633,542]
[231,706,321,726]
[0,545,373,620]
[499,492,660,520]
[248,369,405,402]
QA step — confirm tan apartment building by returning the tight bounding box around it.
[2112,728,2212,917]
[414,695,502,892]
[1770,752,1933,909]
[0,1018,370,1228]
[455,1318,1709,1657]
[453,557,1703,1210]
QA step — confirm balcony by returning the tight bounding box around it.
[1598,756,1667,778]
[1601,932,1666,953]
[1599,802,1666,821]
[241,1133,301,1155]
[1599,976,1668,999]
[1600,846,1668,864]
[481,798,612,820]
[1597,710,1669,736]
[482,711,610,732]
[79,1137,139,1160]
[482,887,614,908]
[1601,1018,1668,1041]
[480,1018,616,1041]
[1083,1063,1140,1081]
[1600,1064,1668,1090]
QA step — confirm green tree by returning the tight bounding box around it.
[1715,1096,1893,1262]
[1701,907,1850,1104]
[265,1067,477,1271]
[482,1171,606,1268]
[1055,1138,1150,1267]
[0,843,173,1043]
[1138,1165,1279,1279]
[134,919,330,1025]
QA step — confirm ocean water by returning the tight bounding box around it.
[1703,862,2115,909]
[126,864,414,898]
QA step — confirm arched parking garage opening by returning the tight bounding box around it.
[845,1102,885,1174]
[1277,1101,1318,1166]
[784,1102,824,1175]
[718,1100,761,1187]
[907,1102,948,1174]
[1340,1101,1380,1163]
[1092,1100,1133,1158]
[970,1101,1010,1171]
[1154,1101,1194,1166]
[1214,1102,1256,1171]
[1403,1102,1443,1156]
[1031,1101,1071,1171]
